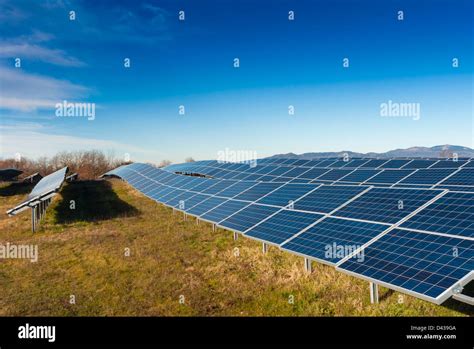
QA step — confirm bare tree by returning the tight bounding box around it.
[184,157,195,163]
[158,160,172,168]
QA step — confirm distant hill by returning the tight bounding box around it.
[270,145,474,159]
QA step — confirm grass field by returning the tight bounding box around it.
[0,179,472,316]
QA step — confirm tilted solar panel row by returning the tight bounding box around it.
[104,162,474,305]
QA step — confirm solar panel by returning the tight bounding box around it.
[338,169,380,183]
[245,209,324,245]
[317,169,354,181]
[7,166,68,217]
[293,185,368,213]
[215,181,258,198]
[379,160,411,169]
[430,160,467,169]
[200,200,249,222]
[281,217,389,264]
[401,160,438,169]
[199,180,236,195]
[400,192,474,238]
[186,196,227,216]
[267,166,293,176]
[365,169,414,184]
[233,182,284,201]
[334,187,444,224]
[342,159,370,168]
[360,159,389,168]
[219,204,280,232]
[256,183,319,207]
[297,168,330,180]
[337,229,473,303]
[439,168,474,186]
[399,169,457,186]
[281,167,312,178]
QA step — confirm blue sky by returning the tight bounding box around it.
[0,0,472,163]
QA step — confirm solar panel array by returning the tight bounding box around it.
[104,159,474,305]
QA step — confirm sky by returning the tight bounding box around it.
[0,0,472,163]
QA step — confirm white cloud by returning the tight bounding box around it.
[0,123,156,161]
[0,66,90,112]
[0,43,85,67]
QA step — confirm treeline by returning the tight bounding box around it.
[0,150,130,180]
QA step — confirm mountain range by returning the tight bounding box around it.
[270,145,474,159]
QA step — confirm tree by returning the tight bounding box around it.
[158,160,172,168]
[184,157,195,163]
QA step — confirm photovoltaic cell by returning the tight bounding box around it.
[400,192,474,238]
[293,185,368,213]
[334,187,443,224]
[245,209,324,245]
[337,229,473,302]
[219,204,280,232]
[281,217,389,264]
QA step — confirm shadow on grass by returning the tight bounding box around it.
[0,182,35,197]
[54,180,140,223]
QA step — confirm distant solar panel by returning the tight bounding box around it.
[430,160,467,169]
[338,169,380,183]
[281,217,389,264]
[296,168,329,180]
[267,166,293,176]
[7,166,68,221]
[200,200,249,222]
[400,192,474,238]
[337,229,473,303]
[256,183,319,207]
[379,160,411,169]
[365,169,414,184]
[439,168,474,186]
[293,185,368,213]
[219,204,280,232]
[342,159,370,168]
[360,159,389,168]
[401,160,438,169]
[281,167,312,178]
[245,209,324,245]
[318,169,354,181]
[334,187,443,224]
[399,169,457,186]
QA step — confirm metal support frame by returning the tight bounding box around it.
[369,282,379,304]
[31,206,36,233]
[262,242,268,254]
[304,258,312,273]
[212,224,216,232]
[183,213,187,221]
[196,218,200,225]
[233,232,238,241]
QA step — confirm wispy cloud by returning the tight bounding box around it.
[0,43,85,67]
[0,123,156,160]
[0,66,90,112]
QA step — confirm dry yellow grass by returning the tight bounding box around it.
[0,179,471,316]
